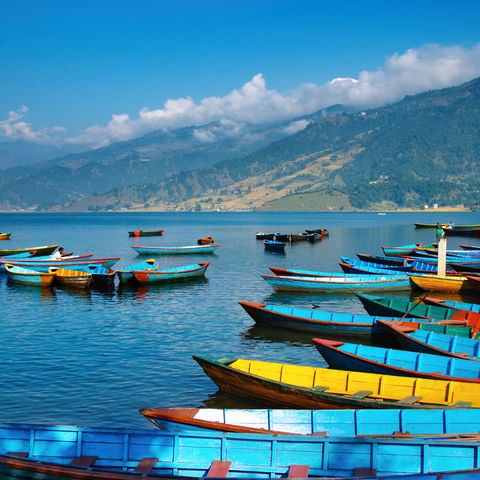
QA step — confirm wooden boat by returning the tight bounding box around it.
[268,266,355,277]
[460,244,480,250]
[357,253,411,266]
[238,301,447,340]
[3,423,480,480]
[408,272,475,293]
[467,275,480,292]
[264,240,286,252]
[423,296,480,313]
[262,273,411,292]
[5,264,55,287]
[0,232,11,240]
[128,229,164,237]
[274,233,289,242]
[449,262,480,274]
[0,244,58,257]
[415,223,480,229]
[356,293,480,322]
[255,232,275,240]
[132,244,220,255]
[193,354,480,408]
[132,262,210,284]
[305,228,329,236]
[340,256,413,272]
[140,406,480,436]
[443,227,480,237]
[376,319,480,360]
[116,259,158,284]
[3,259,118,273]
[382,243,421,257]
[313,338,480,383]
[289,233,309,241]
[49,267,92,289]
[197,236,214,245]
[84,265,116,288]
[339,262,411,275]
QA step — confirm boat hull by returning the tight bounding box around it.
[128,229,164,237]
[408,273,474,293]
[132,262,209,284]
[133,244,219,255]
[0,245,59,257]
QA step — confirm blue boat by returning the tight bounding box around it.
[274,232,290,241]
[424,297,480,313]
[340,256,413,272]
[377,319,480,360]
[239,301,443,340]
[132,262,210,284]
[269,266,393,277]
[140,407,480,437]
[264,240,286,252]
[2,422,480,479]
[313,338,480,382]
[84,264,116,288]
[382,243,422,256]
[116,258,158,284]
[262,273,411,292]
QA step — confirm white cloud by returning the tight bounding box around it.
[3,43,480,147]
[282,119,311,134]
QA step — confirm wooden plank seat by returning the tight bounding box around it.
[354,468,377,476]
[288,464,310,478]
[348,390,373,399]
[206,460,232,477]
[6,452,28,457]
[133,457,159,475]
[397,395,423,405]
[69,456,97,467]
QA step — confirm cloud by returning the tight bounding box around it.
[282,119,311,135]
[3,43,480,147]
[0,106,66,144]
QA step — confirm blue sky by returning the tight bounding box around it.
[1,0,480,148]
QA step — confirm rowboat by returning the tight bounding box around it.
[377,320,480,360]
[5,264,56,287]
[415,223,480,229]
[382,243,421,257]
[0,232,11,240]
[132,262,210,284]
[264,240,286,252]
[268,267,356,276]
[255,232,275,240]
[3,259,118,273]
[128,229,164,237]
[443,227,480,237]
[357,253,411,266]
[116,259,158,284]
[449,262,480,273]
[49,267,92,289]
[289,233,310,241]
[193,354,480,408]
[339,262,412,275]
[356,293,480,322]
[84,265,116,288]
[262,273,411,292]
[2,424,480,480]
[423,296,480,313]
[140,406,480,436]
[460,244,480,250]
[132,244,220,255]
[313,338,480,382]
[274,233,289,242]
[305,228,328,236]
[0,244,58,257]
[408,272,475,293]
[340,256,413,272]
[238,300,445,340]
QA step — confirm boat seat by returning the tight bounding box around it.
[6,452,28,457]
[354,468,377,476]
[348,390,373,399]
[288,464,310,478]
[453,401,473,407]
[313,385,328,392]
[69,456,97,467]
[206,460,232,477]
[397,395,422,404]
[134,457,159,474]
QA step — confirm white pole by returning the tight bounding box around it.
[437,231,447,276]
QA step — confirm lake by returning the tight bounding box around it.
[0,211,479,430]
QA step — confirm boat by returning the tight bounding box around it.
[356,293,480,322]
[2,259,118,273]
[382,243,422,257]
[128,229,164,237]
[5,264,56,287]
[443,227,480,237]
[3,423,480,480]
[268,266,356,277]
[274,233,290,242]
[193,354,480,408]
[197,236,214,245]
[305,228,329,236]
[376,319,480,360]
[238,301,448,340]
[449,262,480,274]
[264,240,286,252]
[262,273,411,292]
[415,223,480,229]
[339,262,412,275]
[132,244,220,255]
[289,233,310,242]
[84,265,116,288]
[255,232,275,240]
[423,296,480,313]
[0,244,59,257]
[49,267,92,289]
[116,259,158,284]
[0,233,11,240]
[340,256,413,272]
[140,406,480,436]
[132,262,210,284]
[313,338,480,383]
[460,244,480,250]
[466,275,480,292]
[408,272,475,293]
[357,253,412,266]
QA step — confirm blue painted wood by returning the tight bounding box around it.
[314,339,480,382]
[116,259,158,284]
[264,240,286,252]
[340,256,413,272]
[132,262,209,284]
[132,244,220,255]
[2,423,480,478]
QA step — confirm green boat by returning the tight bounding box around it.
[0,244,59,257]
[414,223,480,229]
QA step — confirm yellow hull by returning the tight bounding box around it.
[409,273,473,293]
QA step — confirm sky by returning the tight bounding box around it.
[1,0,480,149]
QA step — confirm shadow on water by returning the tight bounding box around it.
[199,390,272,408]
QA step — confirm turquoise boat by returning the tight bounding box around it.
[382,243,422,256]
[132,262,210,284]
[262,273,411,292]
[132,244,220,255]
[424,297,480,313]
[116,258,158,284]
[4,264,56,287]
[2,422,480,479]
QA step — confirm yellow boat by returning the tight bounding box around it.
[408,272,475,293]
[0,233,11,240]
[49,267,92,289]
[193,355,479,409]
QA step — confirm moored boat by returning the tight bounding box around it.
[116,259,158,284]
[128,229,164,237]
[0,233,11,240]
[132,244,220,255]
[49,267,92,289]
[382,243,421,257]
[193,354,480,408]
[84,265,116,288]
[0,244,59,257]
[289,233,309,242]
[132,262,210,284]
[423,296,480,313]
[443,227,480,237]
[408,272,475,293]
[313,338,480,382]
[467,274,480,292]
[264,240,286,252]
[5,264,56,287]
[255,232,275,240]
[274,232,289,242]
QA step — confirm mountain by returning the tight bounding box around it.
[64,77,480,212]
[0,107,345,211]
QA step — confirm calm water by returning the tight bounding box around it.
[1,211,480,430]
